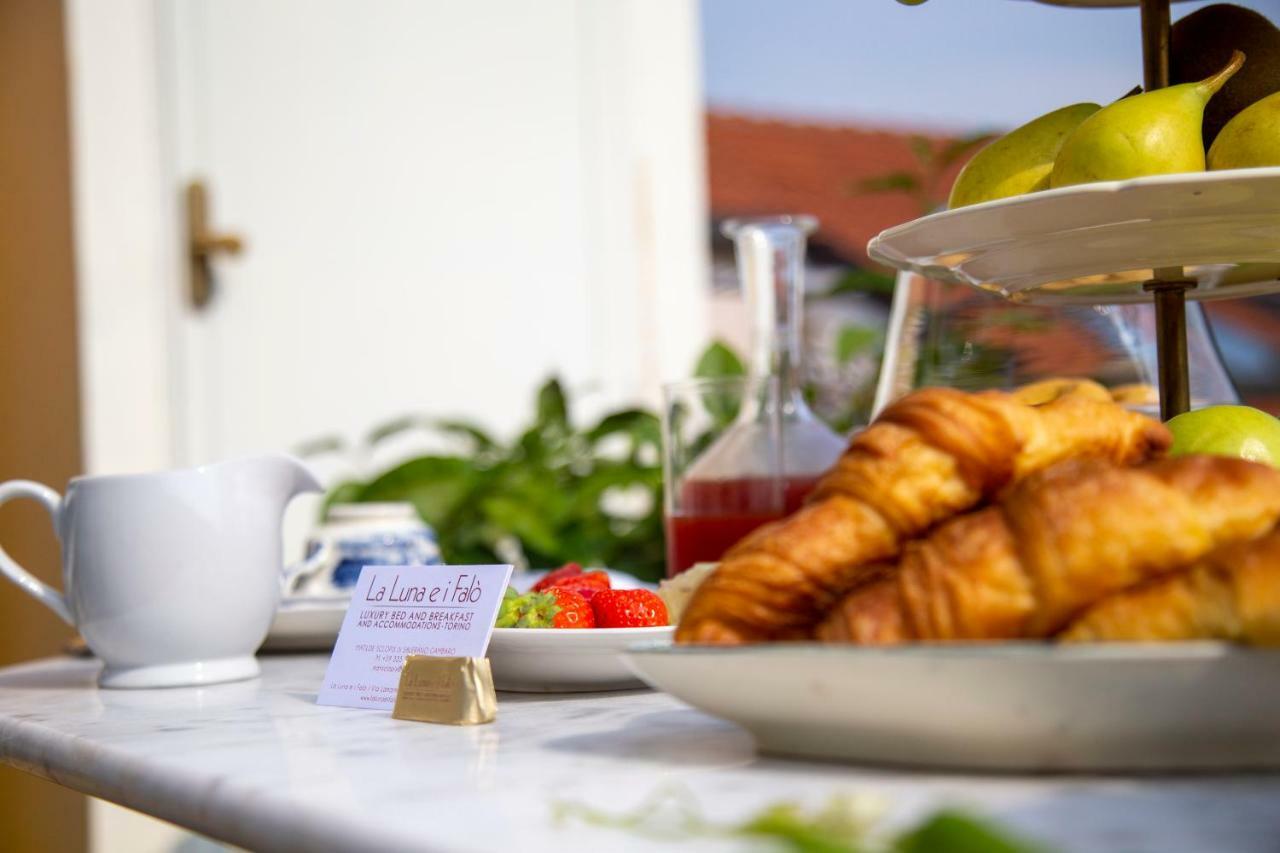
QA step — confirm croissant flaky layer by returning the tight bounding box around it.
[675,386,1171,645]
[1061,529,1280,644]
[817,456,1280,644]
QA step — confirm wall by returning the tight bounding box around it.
[0,0,89,850]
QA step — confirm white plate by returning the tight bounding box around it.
[867,168,1280,306]
[625,642,1280,771]
[261,569,657,652]
[261,597,350,652]
[489,626,673,692]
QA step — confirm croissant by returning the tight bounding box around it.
[817,456,1280,644]
[1060,529,1280,645]
[1008,377,1113,407]
[675,386,1170,645]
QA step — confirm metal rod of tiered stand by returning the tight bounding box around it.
[1147,279,1192,416]
[1140,0,1170,88]
[1139,0,1193,419]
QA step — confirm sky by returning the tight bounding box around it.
[700,0,1280,133]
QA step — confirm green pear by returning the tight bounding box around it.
[1050,51,1245,188]
[948,103,1100,208]
[1208,90,1280,169]
[1166,405,1280,468]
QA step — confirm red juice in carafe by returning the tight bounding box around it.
[664,475,820,577]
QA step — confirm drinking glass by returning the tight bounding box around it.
[663,377,774,578]
[661,215,850,577]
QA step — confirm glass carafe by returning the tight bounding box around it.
[663,216,846,577]
[873,272,1240,417]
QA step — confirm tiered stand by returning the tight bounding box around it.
[869,0,1280,420]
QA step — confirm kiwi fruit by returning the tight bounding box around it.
[1171,3,1280,146]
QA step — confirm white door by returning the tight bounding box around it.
[68,0,709,478]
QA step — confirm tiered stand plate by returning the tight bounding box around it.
[867,168,1280,306]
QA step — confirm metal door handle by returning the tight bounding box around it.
[186,180,244,309]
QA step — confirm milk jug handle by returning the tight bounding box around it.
[0,480,73,625]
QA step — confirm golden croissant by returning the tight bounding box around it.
[817,455,1280,644]
[675,385,1170,645]
[1061,528,1280,644]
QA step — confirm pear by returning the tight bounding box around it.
[1208,90,1280,169]
[1050,51,1245,188]
[948,103,1100,208]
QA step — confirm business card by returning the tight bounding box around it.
[317,564,513,710]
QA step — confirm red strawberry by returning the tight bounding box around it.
[548,588,596,629]
[532,562,583,592]
[590,589,668,629]
[547,570,611,601]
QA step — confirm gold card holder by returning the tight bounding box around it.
[392,656,497,725]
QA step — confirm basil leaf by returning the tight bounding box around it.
[895,811,1053,853]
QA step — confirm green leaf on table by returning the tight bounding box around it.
[694,340,746,379]
[741,803,866,853]
[552,787,1051,853]
[355,456,478,528]
[836,326,881,364]
[895,811,1053,853]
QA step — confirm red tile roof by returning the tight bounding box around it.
[705,112,969,265]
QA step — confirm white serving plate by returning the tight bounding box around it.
[489,626,673,693]
[261,568,657,652]
[867,168,1280,306]
[625,642,1280,771]
[261,596,350,652]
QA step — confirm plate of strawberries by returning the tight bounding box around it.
[488,563,674,692]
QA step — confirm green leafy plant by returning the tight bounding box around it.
[314,336,866,582]
[323,378,665,581]
[691,340,747,434]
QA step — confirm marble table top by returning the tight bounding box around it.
[2,654,1279,853]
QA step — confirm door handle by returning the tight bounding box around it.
[186,179,244,309]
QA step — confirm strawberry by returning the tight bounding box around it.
[532,562,583,592]
[590,589,669,629]
[548,588,596,629]
[546,570,611,601]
